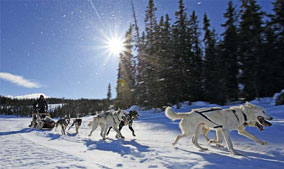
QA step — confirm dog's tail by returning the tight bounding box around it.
[165,107,188,121]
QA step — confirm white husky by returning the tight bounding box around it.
[88,110,127,140]
[165,102,273,155]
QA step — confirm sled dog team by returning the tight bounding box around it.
[52,102,272,155]
[54,110,140,140]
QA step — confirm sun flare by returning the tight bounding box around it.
[106,36,125,56]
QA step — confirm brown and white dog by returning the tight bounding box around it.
[165,102,273,155]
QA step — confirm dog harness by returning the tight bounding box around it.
[194,108,223,128]
[195,108,249,129]
[124,114,134,126]
[231,109,248,123]
[242,111,248,122]
[231,110,240,122]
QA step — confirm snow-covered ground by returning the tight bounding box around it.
[1,99,284,169]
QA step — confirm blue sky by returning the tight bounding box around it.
[0,0,273,99]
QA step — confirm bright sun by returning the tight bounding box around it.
[106,36,125,56]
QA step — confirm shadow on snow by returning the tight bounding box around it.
[83,138,150,157]
[172,147,284,169]
[0,128,34,136]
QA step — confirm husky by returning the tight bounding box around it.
[68,118,82,134]
[55,117,70,135]
[165,102,273,155]
[88,109,127,140]
[106,110,139,137]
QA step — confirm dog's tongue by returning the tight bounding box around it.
[255,122,264,131]
[258,116,272,127]
[262,120,272,127]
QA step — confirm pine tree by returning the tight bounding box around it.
[261,19,280,96]
[239,0,264,100]
[115,25,136,109]
[172,0,190,104]
[188,10,204,101]
[269,0,284,93]
[136,32,147,106]
[149,16,165,107]
[220,0,239,101]
[150,14,175,107]
[143,0,158,107]
[107,83,111,100]
[203,14,225,104]
[257,0,284,97]
[116,54,132,108]
[159,14,175,106]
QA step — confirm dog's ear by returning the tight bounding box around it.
[245,102,252,107]
[245,102,255,108]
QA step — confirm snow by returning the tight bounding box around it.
[1,99,284,169]
[48,103,64,111]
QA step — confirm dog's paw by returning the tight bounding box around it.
[200,147,208,151]
[257,141,268,145]
[172,142,176,146]
[208,139,217,144]
[133,134,136,137]
[232,151,242,156]
[216,144,224,148]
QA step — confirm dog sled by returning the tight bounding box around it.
[29,111,55,130]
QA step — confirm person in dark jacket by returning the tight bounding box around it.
[29,95,48,127]
[33,95,48,118]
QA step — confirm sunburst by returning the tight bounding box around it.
[105,35,125,56]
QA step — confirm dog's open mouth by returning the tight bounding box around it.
[255,122,264,131]
[257,116,272,128]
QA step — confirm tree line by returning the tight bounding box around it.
[0,95,113,117]
[115,0,284,108]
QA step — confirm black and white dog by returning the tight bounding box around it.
[68,118,82,134]
[107,110,139,137]
[55,117,70,135]
[88,109,127,140]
